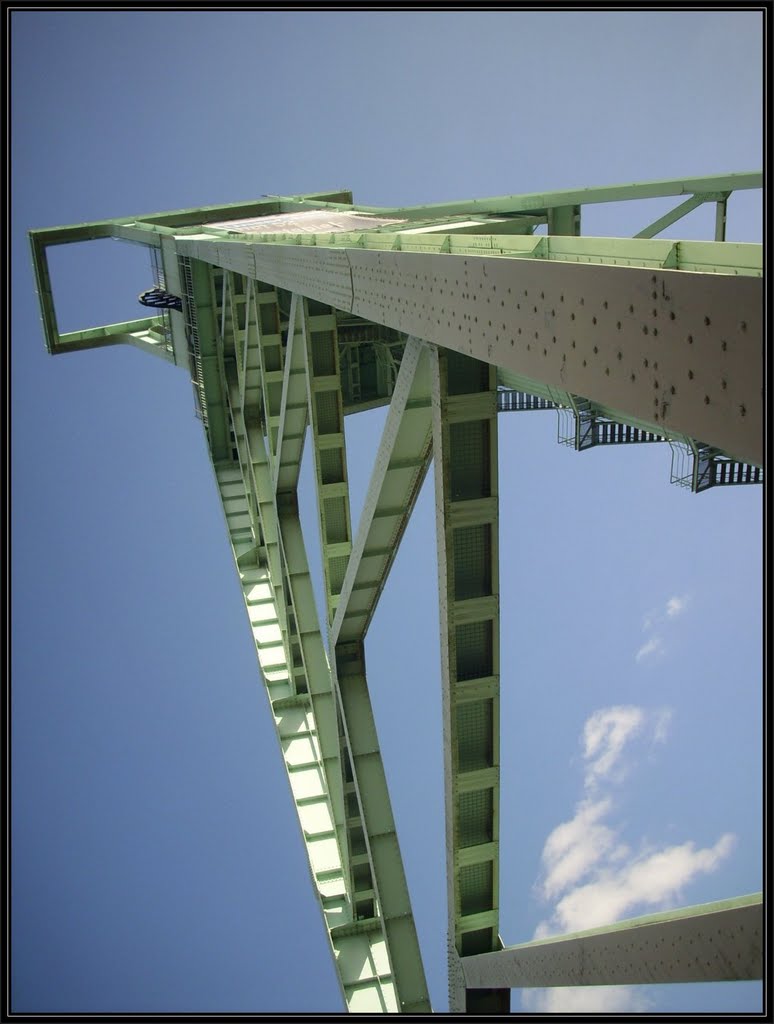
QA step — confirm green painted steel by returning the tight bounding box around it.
[331,337,433,647]
[29,171,762,1014]
[181,229,762,276]
[431,349,504,1013]
[380,171,761,220]
[633,193,722,239]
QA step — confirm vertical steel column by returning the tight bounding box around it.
[547,204,580,235]
[431,347,508,1014]
[298,297,430,1011]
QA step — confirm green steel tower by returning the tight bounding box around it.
[30,172,763,1013]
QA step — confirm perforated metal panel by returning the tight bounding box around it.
[449,421,492,500]
[459,862,494,916]
[455,621,494,682]
[456,701,494,772]
[316,391,341,434]
[458,789,494,848]
[453,524,492,600]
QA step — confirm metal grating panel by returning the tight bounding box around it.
[458,789,494,847]
[319,448,345,484]
[311,330,336,376]
[328,555,349,595]
[455,621,494,682]
[457,700,494,772]
[449,420,491,500]
[448,351,490,395]
[324,496,349,544]
[453,524,492,600]
[316,391,341,434]
[459,861,494,916]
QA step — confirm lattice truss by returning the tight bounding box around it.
[30,173,763,1013]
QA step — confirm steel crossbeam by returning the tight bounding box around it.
[176,235,761,466]
[274,294,310,493]
[296,292,431,1011]
[220,378,429,1012]
[460,893,763,989]
[331,336,432,647]
[333,642,432,1013]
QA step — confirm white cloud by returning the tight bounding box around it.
[636,593,691,661]
[539,797,626,900]
[666,594,689,617]
[523,985,651,1014]
[583,706,644,788]
[550,833,736,933]
[635,634,664,661]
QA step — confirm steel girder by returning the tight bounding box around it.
[176,235,762,467]
[213,281,431,1012]
[331,336,433,648]
[430,348,506,1014]
[297,290,431,1012]
[461,893,763,989]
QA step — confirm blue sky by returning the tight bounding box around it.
[11,9,763,1015]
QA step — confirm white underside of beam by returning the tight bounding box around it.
[176,237,762,465]
[461,894,763,988]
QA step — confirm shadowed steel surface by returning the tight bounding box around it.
[461,894,763,988]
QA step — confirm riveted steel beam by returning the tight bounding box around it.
[333,641,432,1014]
[331,336,432,647]
[232,401,350,907]
[176,226,762,277]
[633,192,728,240]
[237,277,263,411]
[54,318,174,361]
[274,294,310,494]
[219,385,424,1014]
[383,171,761,220]
[301,296,354,627]
[295,295,430,1011]
[431,347,504,1014]
[210,461,360,1008]
[177,236,761,465]
[461,893,763,989]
